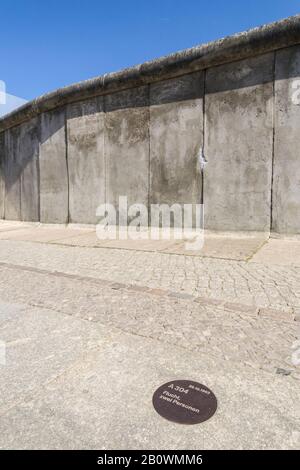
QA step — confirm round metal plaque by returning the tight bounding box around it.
[152,380,217,425]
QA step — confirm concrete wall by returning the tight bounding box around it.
[273,44,300,233]
[0,132,5,219]
[4,126,21,221]
[40,109,68,224]
[1,119,39,222]
[150,73,204,215]
[1,16,300,233]
[19,118,40,222]
[105,87,149,223]
[204,54,274,231]
[67,98,105,224]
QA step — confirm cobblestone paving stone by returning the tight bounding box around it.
[0,240,299,313]
[0,261,298,380]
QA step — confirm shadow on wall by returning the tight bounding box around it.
[1,112,66,223]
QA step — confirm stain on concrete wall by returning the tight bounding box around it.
[4,119,40,222]
[273,45,300,233]
[40,109,68,224]
[4,127,21,220]
[204,54,274,231]
[67,98,105,224]
[0,133,4,219]
[19,118,39,222]
[105,87,149,222]
[150,73,204,226]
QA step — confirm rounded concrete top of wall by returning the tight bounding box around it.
[1,14,300,132]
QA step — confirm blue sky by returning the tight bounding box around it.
[0,0,299,101]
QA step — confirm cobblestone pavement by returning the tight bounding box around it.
[0,233,299,449]
[0,245,298,378]
[0,239,300,314]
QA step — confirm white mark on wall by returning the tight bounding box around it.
[291,79,300,105]
[198,147,207,171]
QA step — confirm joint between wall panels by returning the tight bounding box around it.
[16,130,21,220]
[3,132,6,220]
[64,108,70,224]
[19,147,22,220]
[103,96,107,208]
[148,84,151,227]
[270,51,277,234]
[37,119,41,222]
[202,69,207,206]
[0,132,5,220]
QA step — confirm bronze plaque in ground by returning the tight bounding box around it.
[152,380,217,425]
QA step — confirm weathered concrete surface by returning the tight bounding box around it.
[204,54,274,231]
[0,302,103,415]
[19,119,39,222]
[251,237,300,266]
[150,73,204,226]
[4,120,39,222]
[0,226,92,242]
[273,45,300,233]
[45,230,266,261]
[0,309,298,450]
[105,87,149,221]
[4,127,21,220]
[163,235,266,260]
[67,98,105,224]
[0,133,4,219]
[0,221,33,232]
[0,223,267,261]
[40,109,68,223]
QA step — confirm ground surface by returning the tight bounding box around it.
[0,221,299,450]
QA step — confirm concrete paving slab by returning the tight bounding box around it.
[164,236,266,260]
[0,222,271,260]
[0,222,34,233]
[52,232,181,252]
[0,302,108,414]
[100,238,181,252]
[251,238,300,266]
[0,226,93,242]
[49,231,266,261]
